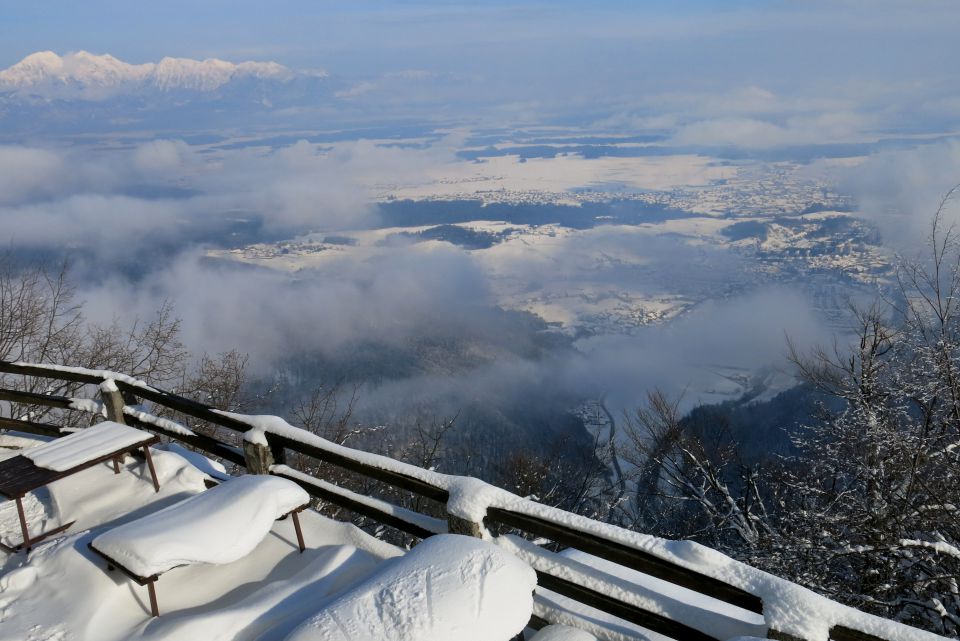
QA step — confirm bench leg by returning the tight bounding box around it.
[15,497,30,551]
[142,445,160,493]
[112,456,121,474]
[291,510,305,553]
[147,579,160,617]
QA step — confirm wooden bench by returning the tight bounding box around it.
[0,421,160,553]
[88,474,310,617]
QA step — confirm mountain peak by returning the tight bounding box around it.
[0,50,296,98]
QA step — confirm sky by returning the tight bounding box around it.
[2,0,959,417]
[1,1,958,125]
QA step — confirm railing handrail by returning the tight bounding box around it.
[0,359,948,641]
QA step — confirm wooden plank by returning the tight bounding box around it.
[0,388,74,409]
[0,455,61,498]
[268,433,449,503]
[536,570,721,641]
[87,542,157,585]
[270,468,438,540]
[0,361,103,384]
[485,508,764,615]
[0,416,66,438]
[122,414,246,467]
[113,381,252,433]
[830,626,888,641]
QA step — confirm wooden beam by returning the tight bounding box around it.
[486,507,763,615]
[535,570,721,641]
[0,388,74,409]
[271,468,438,540]
[0,361,103,384]
[0,416,67,438]
[122,414,246,467]
[113,381,252,433]
[830,626,888,641]
[268,433,449,503]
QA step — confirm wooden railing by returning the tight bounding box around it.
[0,360,945,641]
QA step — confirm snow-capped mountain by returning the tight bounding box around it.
[0,51,302,99]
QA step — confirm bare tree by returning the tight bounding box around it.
[0,256,187,426]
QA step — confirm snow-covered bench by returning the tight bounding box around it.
[0,421,160,552]
[283,534,537,641]
[88,474,310,617]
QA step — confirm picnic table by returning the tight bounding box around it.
[0,421,160,553]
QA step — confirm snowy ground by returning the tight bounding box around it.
[0,443,402,641]
[1,424,948,641]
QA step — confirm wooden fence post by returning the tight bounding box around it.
[100,381,127,425]
[447,514,483,538]
[243,429,274,474]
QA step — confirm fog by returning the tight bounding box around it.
[822,141,960,253]
[12,118,956,451]
[0,137,462,261]
[0,130,853,429]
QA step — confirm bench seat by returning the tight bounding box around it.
[89,474,310,616]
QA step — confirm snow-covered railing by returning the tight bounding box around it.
[0,360,950,641]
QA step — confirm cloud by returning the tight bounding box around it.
[132,139,195,173]
[670,112,873,149]
[334,81,377,99]
[0,137,462,258]
[814,140,960,250]
[79,243,492,370]
[0,146,67,205]
[0,194,194,258]
[564,288,831,414]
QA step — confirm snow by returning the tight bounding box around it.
[91,475,309,578]
[0,431,50,453]
[530,624,598,641]
[211,411,949,641]
[271,464,447,536]
[283,534,536,641]
[12,361,159,392]
[497,534,766,640]
[0,375,949,641]
[23,421,153,472]
[244,427,269,446]
[0,51,294,97]
[2,500,399,641]
[124,407,196,437]
[384,153,734,200]
[68,397,105,416]
[159,442,229,481]
[2,447,208,554]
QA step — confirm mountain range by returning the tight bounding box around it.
[0,51,315,99]
[0,51,340,134]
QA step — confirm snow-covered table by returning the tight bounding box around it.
[0,421,160,553]
[89,474,310,617]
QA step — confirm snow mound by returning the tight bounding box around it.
[283,534,536,641]
[530,624,598,641]
[91,475,309,577]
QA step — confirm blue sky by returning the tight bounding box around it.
[2,1,956,75]
[1,1,958,137]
